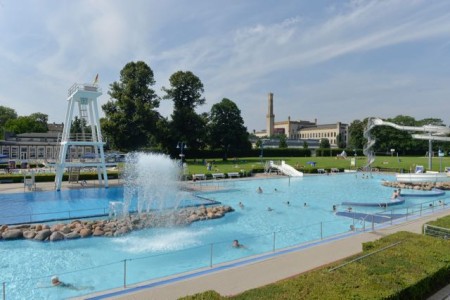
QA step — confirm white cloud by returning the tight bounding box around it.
[1,0,450,131]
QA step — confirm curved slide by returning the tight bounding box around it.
[364,117,450,170]
[269,161,303,177]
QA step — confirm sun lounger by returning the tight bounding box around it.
[317,168,325,174]
[227,172,240,178]
[192,174,206,180]
[212,173,225,179]
[331,168,340,173]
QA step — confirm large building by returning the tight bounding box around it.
[254,93,348,147]
[0,123,94,162]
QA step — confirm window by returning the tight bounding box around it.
[46,147,53,159]
[2,147,10,157]
[37,147,45,158]
[30,147,36,159]
[11,147,18,158]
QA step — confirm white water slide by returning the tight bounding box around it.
[364,117,450,170]
[269,160,304,177]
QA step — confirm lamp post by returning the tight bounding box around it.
[176,142,187,164]
[439,148,444,172]
[260,139,266,165]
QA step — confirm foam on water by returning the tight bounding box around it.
[112,227,212,253]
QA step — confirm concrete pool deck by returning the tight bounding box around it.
[1,178,449,299]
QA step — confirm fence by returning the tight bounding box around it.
[1,198,449,299]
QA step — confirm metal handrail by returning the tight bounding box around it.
[1,198,449,299]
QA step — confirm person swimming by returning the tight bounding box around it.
[391,190,398,199]
[232,239,244,248]
[257,187,263,193]
[51,276,80,290]
[50,276,94,291]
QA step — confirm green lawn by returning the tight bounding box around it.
[183,155,450,175]
[180,231,450,300]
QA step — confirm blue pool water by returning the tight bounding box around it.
[0,187,211,224]
[0,173,448,299]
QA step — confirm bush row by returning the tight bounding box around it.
[180,231,450,299]
[0,172,119,183]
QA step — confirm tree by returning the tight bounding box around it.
[336,134,346,148]
[207,98,251,159]
[0,106,17,139]
[162,71,207,150]
[70,116,91,134]
[302,140,308,149]
[162,71,205,110]
[5,112,48,134]
[366,115,447,155]
[319,138,330,148]
[102,61,161,151]
[278,134,287,148]
[348,119,366,150]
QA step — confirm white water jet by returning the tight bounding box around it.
[121,152,183,217]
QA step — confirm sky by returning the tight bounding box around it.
[1,0,450,133]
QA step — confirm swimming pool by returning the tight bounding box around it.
[0,173,448,299]
[0,187,209,224]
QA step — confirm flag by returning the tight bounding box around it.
[93,73,99,85]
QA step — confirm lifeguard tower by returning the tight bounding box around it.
[54,80,108,191]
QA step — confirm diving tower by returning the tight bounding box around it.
[364,117,450,170]
[54,81,108,191]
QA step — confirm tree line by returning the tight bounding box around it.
[1,61,252,160]
[2,62,449,158]
[347,116,449,155]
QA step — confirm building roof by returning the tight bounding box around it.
[300,123,347,131]
[47,123,64,132]
[274,120,316,126]
[15,132,60,138]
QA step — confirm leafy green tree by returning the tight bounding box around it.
[207,98,251,159]
[162,71,205,109]
[336,134,346,148]
[0,106,18,138]
[371,115,422,154]
[278,134,287,148]
[5,112,48,134]
[348,119,366,149]
[162,71,207,150]
[319,138,330,148]
[70,116,92,135]
[102,61,161,151]
[417,118,444,126]
[255,138,262,149]
[302,140,308,149]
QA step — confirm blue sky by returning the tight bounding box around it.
[1,0,450,133]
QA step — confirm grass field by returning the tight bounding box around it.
[184,155,450,175]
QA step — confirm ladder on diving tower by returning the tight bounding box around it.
[54,81,108,191]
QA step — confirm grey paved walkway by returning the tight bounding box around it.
[81,209,450,300]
